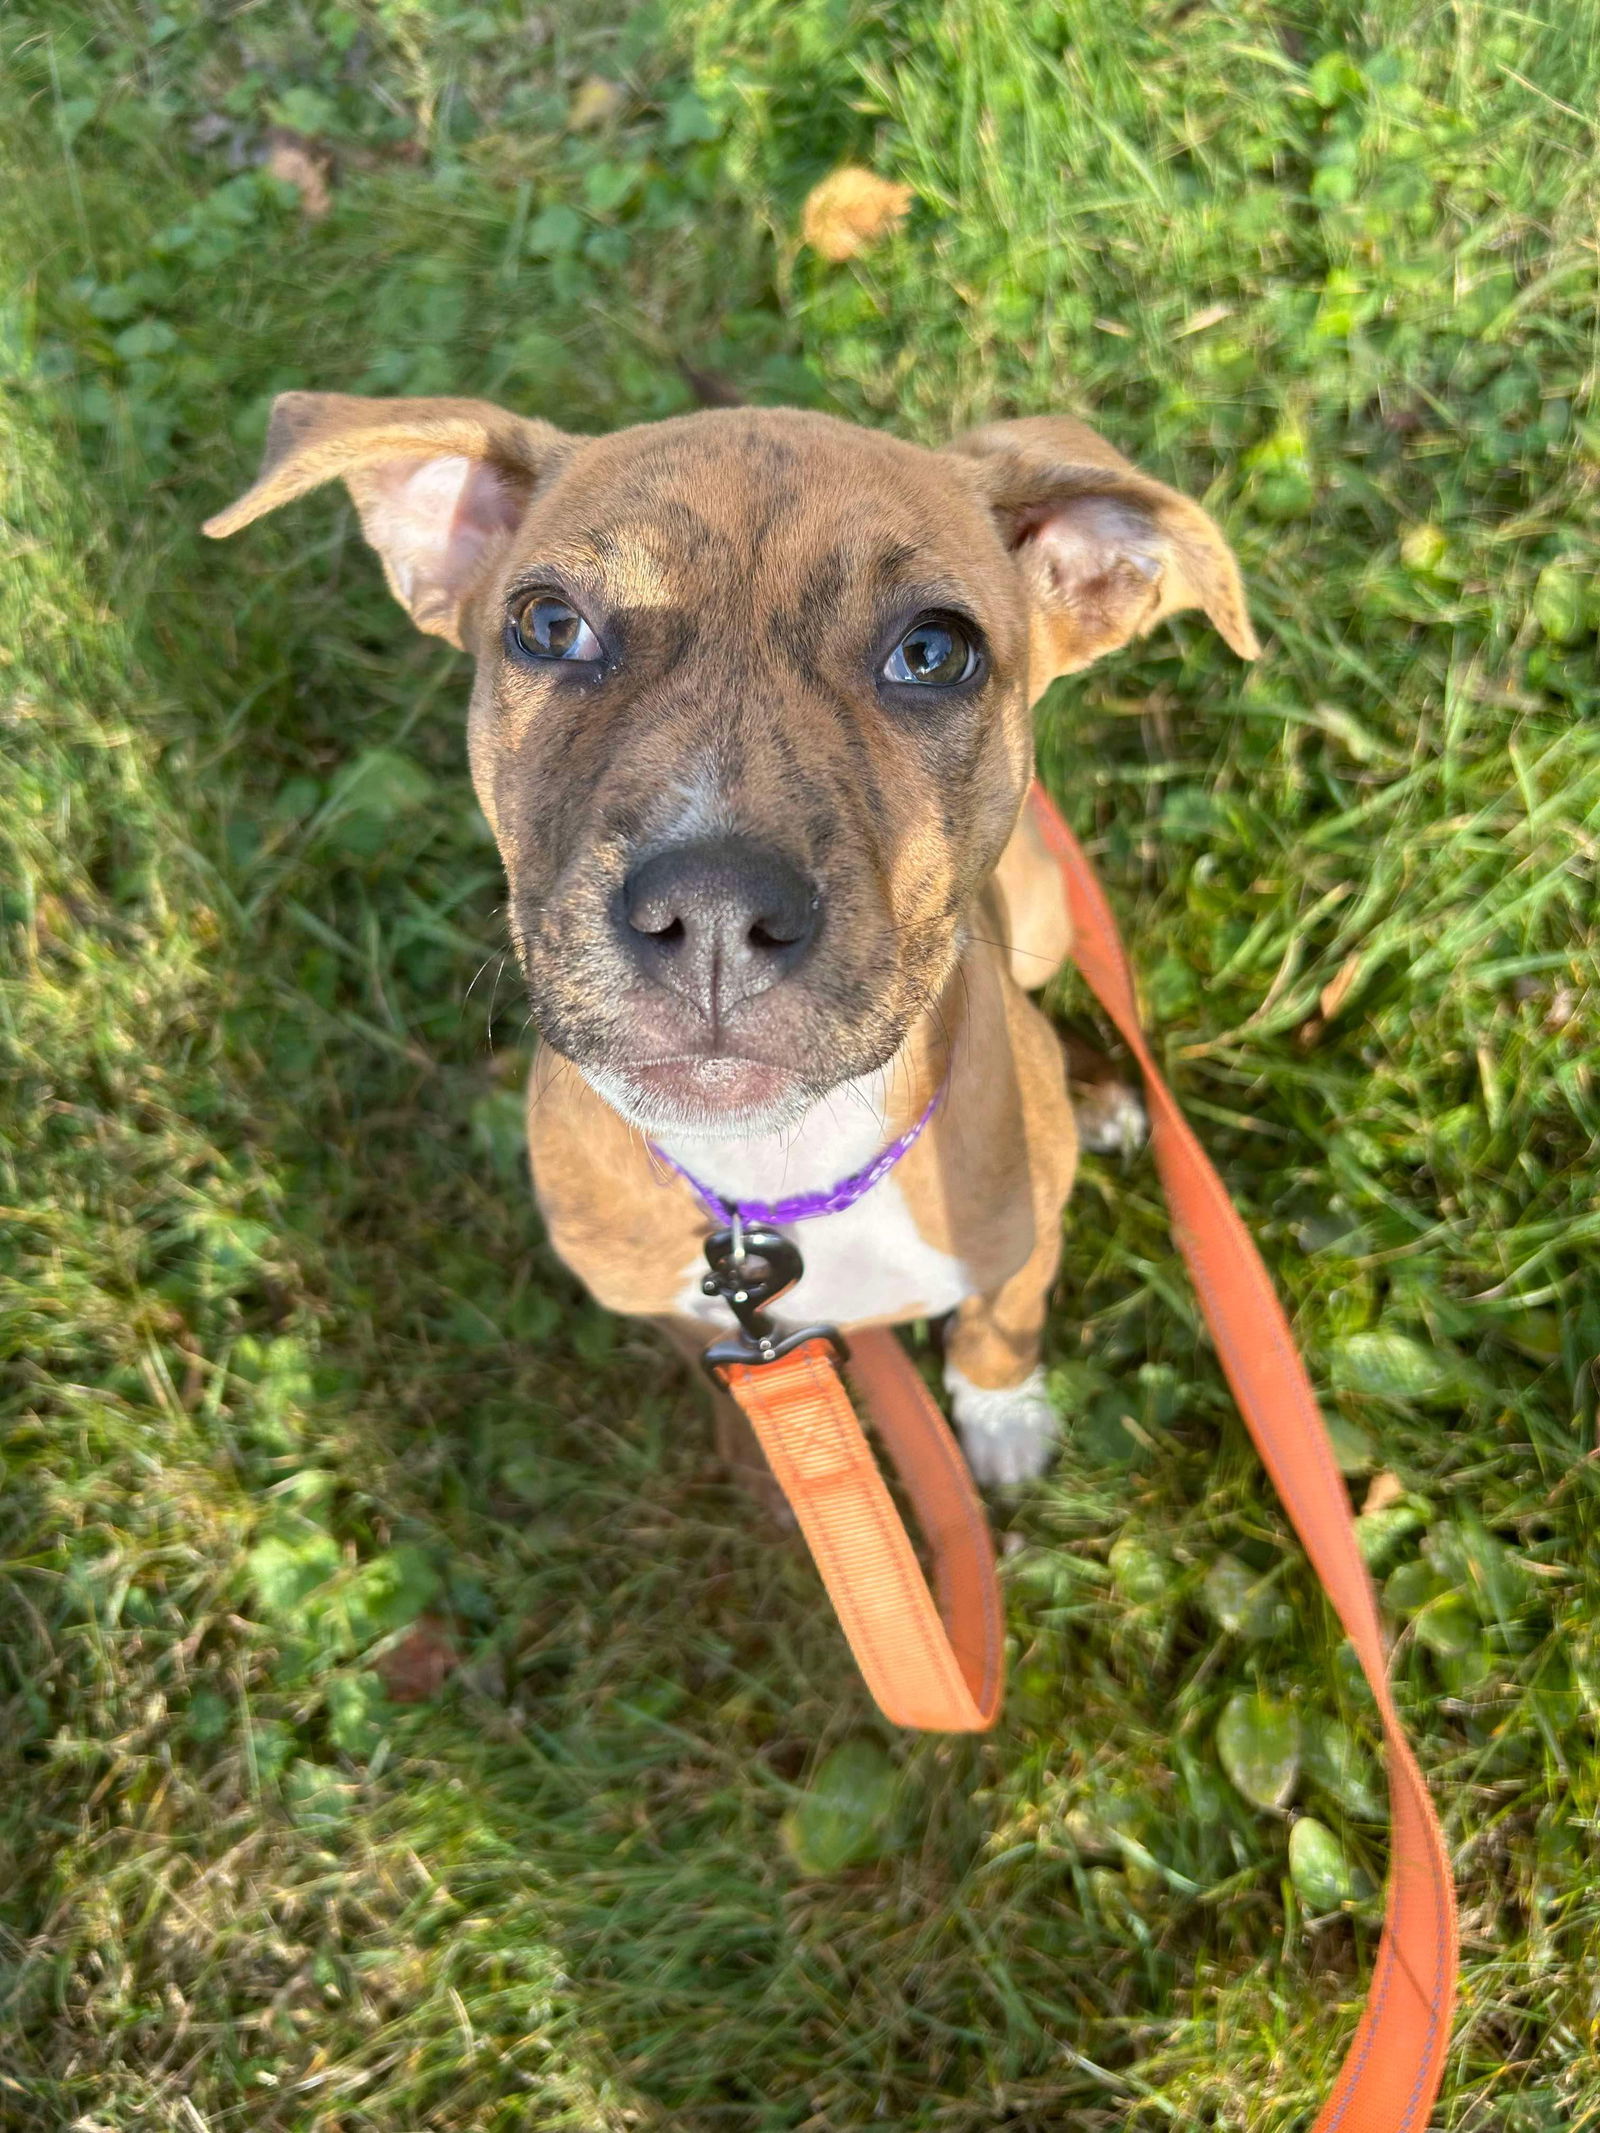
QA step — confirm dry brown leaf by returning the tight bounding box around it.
[1176,302,1234,337]
[264,130,332,220]
[568,75,626,131]
[1361,1470,1405,1516]
[801,166,913,263]
[1319,952,1363,1022]
[375,1614,457,1703]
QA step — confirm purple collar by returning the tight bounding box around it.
[651,1083,944,1228]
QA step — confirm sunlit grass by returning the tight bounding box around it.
[3,2,1597,2126]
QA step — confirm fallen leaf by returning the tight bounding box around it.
[801,166,913,263]
[1319,952,1363,1021]
[263,129,333,219]
[1362,1469,1405,1515]
[1176,302,1233,337]
[568,75,625,130]
[374,1613,457,1703]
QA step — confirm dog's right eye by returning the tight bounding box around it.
[509,594,602,662]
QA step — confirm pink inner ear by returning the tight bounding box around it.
[361,453,524,609]
[1009,492,1173,675]
[1013,493,1162,600]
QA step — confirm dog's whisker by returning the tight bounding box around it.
[965,932,1056,965]
[462,952,501,1006]
[485,947,510,1036]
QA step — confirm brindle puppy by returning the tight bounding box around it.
[207,397,1256,1483]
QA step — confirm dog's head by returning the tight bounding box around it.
[207,397,1255,1136]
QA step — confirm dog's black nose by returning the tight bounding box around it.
[620,836,821,1017]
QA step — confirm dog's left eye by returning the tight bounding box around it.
[510,594,602,662]
[882,614,982,687]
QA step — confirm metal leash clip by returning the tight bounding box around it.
[699,1219,847,1376]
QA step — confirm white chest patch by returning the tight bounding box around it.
[659,1075,973,1333]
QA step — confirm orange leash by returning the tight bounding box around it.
[712,781,1456,2130]
[719,1328,1003,1730]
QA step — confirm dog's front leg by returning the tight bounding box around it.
[942,1223,1063,1486]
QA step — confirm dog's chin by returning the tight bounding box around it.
[577,1055,822,1141]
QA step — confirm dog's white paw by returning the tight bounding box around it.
[1072,1078,1149,1157]
[945,1364,1060,1485]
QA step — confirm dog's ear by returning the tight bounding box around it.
[949,415,1259,687]
[203,392,573,647]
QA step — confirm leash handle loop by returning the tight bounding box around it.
[1026,782,1456,2133]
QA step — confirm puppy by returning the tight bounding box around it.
[207,399,1256,1484]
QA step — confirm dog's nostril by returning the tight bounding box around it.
[643,915,687,948]
[748,916,803,952]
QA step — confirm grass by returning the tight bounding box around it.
[2,1,1598,2125]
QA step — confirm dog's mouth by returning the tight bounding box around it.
[578,1050,818,1140]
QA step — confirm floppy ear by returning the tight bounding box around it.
[203,392,573,647]
[949,414,1259,689]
